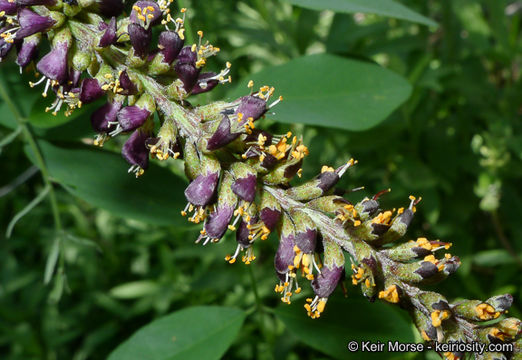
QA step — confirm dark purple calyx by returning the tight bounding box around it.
[91,101,122,133]
[80,78,104,104]
[184,172,219,206]
[415,261,438,279]
[118,70,138,95]
[128,23,151,58]
[236,95,267,122]
[16,8,55,40]
[177,46,197,64]
[204,205,234,240]
[274,234,296,274]
[316,170,339,192]
[158,30,184,64]
[122,130,150,170]
[117,105,150,132]
[231,174,257,203]
[311,265,343,298]
[237,217,257,248]
[0,0,17,15]
[259,207,281,231]
[206,115,240,151]
[130,1,162,26]
[192,72,219,95]
[295,228,317,254]
[98,17,117,47]
[36,41,69,84]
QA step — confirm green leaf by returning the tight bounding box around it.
[227,54,412,131]
[275,295,415,359]
[286,0,437,27]
[27,141,188,226]
[109,281,160,299]
[108,306,246,360]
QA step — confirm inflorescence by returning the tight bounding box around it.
[1,0,520,358]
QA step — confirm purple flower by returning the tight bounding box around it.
[98,17,117,48]
[236,95,267,123]
[118,70,138,95]
[203,205,234,241]
[231,174,257,203]
[16,8,55,40]
[130,1,162,27]
[184,172,219,206]
[192,72,219,95]
[0,0,17,15]
[311,265,344,298]
[177,46,197,64]
[80,78,105,104]
[158,30,184,65]
[91,101,122,133]
[236,216,256,248]
[295,228,317,254]
[122,129,150,172]
[117,105,151,132]
[0,28,14,59]
[36,41,69,84]
[128,23,151,58]
[206,115,240,151]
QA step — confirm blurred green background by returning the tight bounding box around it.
[1,0,521,359]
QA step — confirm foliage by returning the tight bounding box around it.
[1,0,521,359]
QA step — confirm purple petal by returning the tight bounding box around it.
[128,23,151,58]
[236,217,257,248]
[204,205,234,240]
[259,207,281,231]
[117,106,150,132]
[16,35,39,66]
[295,228,317,254]
[98,17,117,47]
[122,130,150,169]
[80,78,105,104]
[311,265,343,298]
[16,8,55,39]
[91,101,122,133]
[206,115,240,151]
[236,95,267,122]
[158,30,184,64]
[274,234,296,274]
[184,172,219,206]
[0,0,17,15]
[316,170,339,192]
[231,174,257,203]
[0,29,14,59]
[36,42,68,84]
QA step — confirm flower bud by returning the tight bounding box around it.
[354,197,380,222]
[16,33,40,68]
[184,155,220,207]
[385,237,452,262]
[192,72,220,95]
[486,294,513,312]
[230,162,257,203]
[379,196,419,245]
[118,70,138,95]
[122,129,150,177]
[497,318,521,339]
[258,191,281,232]
[418,292,451,328]
[117,105,150,132]
[236,95,267,122]
[91,101,122,146]
[307,195,349,213]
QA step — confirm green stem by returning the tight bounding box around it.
[247,265,262,311]
[0,75,64,263]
